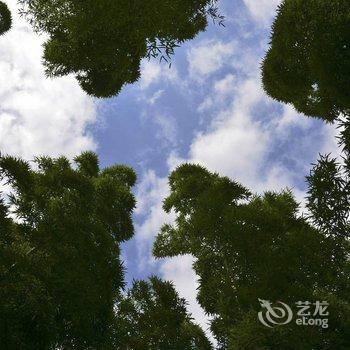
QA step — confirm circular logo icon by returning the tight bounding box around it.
[258,299,293,328]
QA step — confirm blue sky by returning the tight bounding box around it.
[0,0,339,335]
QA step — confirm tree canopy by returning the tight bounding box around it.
[0,152,136,349]
[262,0,350,122]
[1,0,349,348]
[0,152,214,349]
[153,163,350,349]
[114,276,212,350]
[18,0,223,98]
[0,1,11,35]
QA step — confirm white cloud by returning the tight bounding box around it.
[139,60,179,90]
[153,113,178,147]
[139,61,162,89]
[138,108,178,148]
[148,89,164,105]
[243,0,281,24]
[160,256,213,341]
[198,74,237,113]
[319,123,340,157]
[188,78,272,190]
[214,74,236,94]
[135,170,174,270]
[182,72,339,196]
[187,40,235,79]
[276,104,312,131]
[0,1,97,160]
[135,170,169,225]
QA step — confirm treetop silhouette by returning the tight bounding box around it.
[0,1,11,36]
[262,0,350,122]
[19,0,223,98]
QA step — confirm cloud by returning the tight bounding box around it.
[242,0,281,24]
[0,1,97,160]
[153,113,178,147]
[139,61,162,89]
[276,104,312,131]
[134,170,174,270]
[198,74,236,113]
[214,74,236,94]
[148,89,164,105]
[139,60,179,90]
[178,70,338,196]
[187,40,235,79]
[188,78,272,190]
[160,256,213,341]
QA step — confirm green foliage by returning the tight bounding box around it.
[0,1,11,36]
[307,127,350,241]
[262,0,350,122]
[153,164,350,349]
[0,152,136,349]
[228,310,325,350]
[306,132,350,329]
[307,154,349,239]
[0,197,55,350]
[114,276,212,350]
[19,0,223,98]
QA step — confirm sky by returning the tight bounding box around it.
[0,0,339,338]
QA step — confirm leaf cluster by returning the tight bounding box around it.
[18,0,223,97]
[153,164,350,349]
[114,276,213,350]
[262,0,350,122]
[0,152,136,349]
[0,1,11,36]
